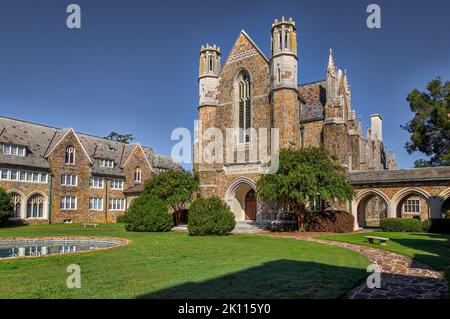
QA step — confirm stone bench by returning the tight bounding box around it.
[82,223,98,229]
[365,235,389,245]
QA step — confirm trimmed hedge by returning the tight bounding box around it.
[423,219,450,234]
[304,210,354,233]
[124,195,173,232]
[0,188,13,226]
[380,218,423,232]
[188,196,236,236]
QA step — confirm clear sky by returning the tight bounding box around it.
[0,0,449,170]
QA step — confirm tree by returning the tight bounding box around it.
[401,77,450,167]
[257,148,354,231]
[104,131,135,144]
[142,169,198,225]
[0,187,13,225]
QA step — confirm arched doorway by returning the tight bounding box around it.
[225,177,257,222]
[26,193,45,219]
[357,193,388,228]
[244,190,257,220]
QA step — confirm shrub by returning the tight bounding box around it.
[422,219,432,232]
[424,219,450,234]
[188,196,236,236]
[124,195,173,232]
[0,188,13,226]
[380,218,423,232]
[304,210,354,233]
[116,214,126,223]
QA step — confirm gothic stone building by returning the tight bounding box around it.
[194,17,450,229]
[0,116,178,224]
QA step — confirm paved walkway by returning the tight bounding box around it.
[263,233,447,299]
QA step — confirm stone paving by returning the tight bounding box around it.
[294,236,448,299]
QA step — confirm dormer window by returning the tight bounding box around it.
[65,147,75,165]
[134,168,141,183]
[3,144,26,157]
[107,145,116,151]
[101,159,114,168]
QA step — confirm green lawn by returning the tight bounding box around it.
[0,224,369,299]
[318,232,450,290]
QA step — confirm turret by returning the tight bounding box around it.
[198,44,221,107]
[270,16,298,89]
[269,17,300,149]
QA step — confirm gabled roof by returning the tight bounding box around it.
[221,30,269,71]
[0,115,179,175]
[298,80,327,122]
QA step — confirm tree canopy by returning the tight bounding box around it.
[142,169,198,224]
[257,147,354,230]
[104,131,135,144]
[402,77,450,167]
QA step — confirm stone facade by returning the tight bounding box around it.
[0,116,178,224]
[194,17,449,228]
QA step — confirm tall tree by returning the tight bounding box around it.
[0,187,13,225]
[257,148,354,230]
[104,131,135,144]
[402,77,450,167]
[142,169,198,225]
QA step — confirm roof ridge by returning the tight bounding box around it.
[0,114,155,151]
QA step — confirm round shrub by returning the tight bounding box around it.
[188,196,236,236]
[304,210,354,233]
[380,218,423,232]
[0,188,13,226]
[422,219,432,232]
[124,195,173,232]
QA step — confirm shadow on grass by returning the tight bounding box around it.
[138,258,447,299]
[137,259,368,299]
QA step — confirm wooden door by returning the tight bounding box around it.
[245,190,257,220]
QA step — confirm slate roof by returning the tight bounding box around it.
[349,167,450,185]
[0,116,179,175]
[298,80,327,122]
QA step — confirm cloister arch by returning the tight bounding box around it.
[354,189,390,228]
[391,188,431,221]
[225,177,257,222]
[439,188,450,218]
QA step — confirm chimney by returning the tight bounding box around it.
[370,114,382,141]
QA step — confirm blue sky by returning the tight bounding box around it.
[0,0,449,169]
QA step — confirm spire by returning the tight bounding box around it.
[344,69,350,95]
[327,48,336,77]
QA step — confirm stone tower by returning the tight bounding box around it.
[270,17,300,149]
[195,44,220,165]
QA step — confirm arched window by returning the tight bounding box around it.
[134,168,141,183]
[65,147,75,164]
[10,193,23,218]
[209,56,213,72]
[237,71,252,142]
[27,194,44,219]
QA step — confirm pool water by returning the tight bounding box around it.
[0,239,120,259]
